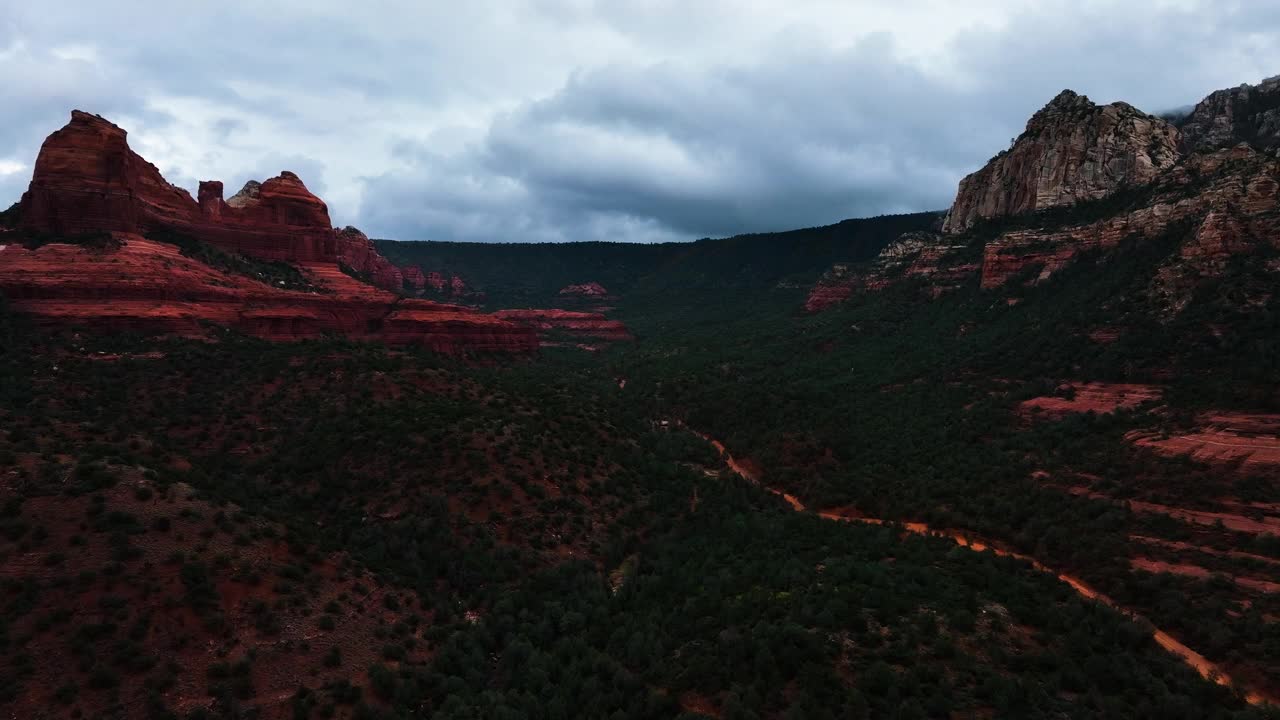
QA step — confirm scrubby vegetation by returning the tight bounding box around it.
[148,228,326,293]
[375,212,940,307]
[2,204,1278,717]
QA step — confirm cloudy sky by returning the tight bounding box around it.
[2,1,1277,243]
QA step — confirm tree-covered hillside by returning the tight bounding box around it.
[375,212,939,307]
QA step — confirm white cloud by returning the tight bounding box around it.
[2,1,1279,241]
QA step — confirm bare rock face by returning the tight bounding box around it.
[19,111,195,236]
[402,265,427,292]
[16,111,412,292]
[979,145,1280,294]
[804,232,977,311]
[1181,75,1280,152]
[493,309,632,342]
[334,225,405,291]
[4,111,539,353]
[941,91,1180,233]
[804,264,859,313]
[811,80,1280,313]
[0,234,539,353]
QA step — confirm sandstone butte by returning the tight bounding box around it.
[805,76,1280,312]
[0,110,542,353]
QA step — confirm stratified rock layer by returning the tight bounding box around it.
[1129,413,1280,469]
[810,79,1280,313]
[18,111,402,291]
[4,112,539,353]
[0,234,539,353]
[493,309,633,342]
[1020,383,1164,419]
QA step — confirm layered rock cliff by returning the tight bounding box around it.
[3,111,541,353]
[0,233,540,353]
[18,111,403,292]
[1181,75,1280,151]
[811,77,1280,312]
[941,91,1180,234]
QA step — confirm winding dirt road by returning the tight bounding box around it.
[693,429,1272,707]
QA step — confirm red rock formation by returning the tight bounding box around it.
[424,271,447,292]
[415,270,470,297]
[805,264,860,312]
[1129,413,1280,470]
[17,110,408,293]
[334,226,404,291]
[805,233,978,312]
[1021,383,1163,419]
[0,234,537,352]
[977,146,1280,293]
[559,282,611,297]
[402,265,427,292]
[493,309,632,342]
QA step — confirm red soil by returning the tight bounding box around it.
[1020,382,1163,418]
[1129,413,1280,469]
[692,429,1275,706]
[0,478,429,719]
[0,236,537,353]
[1130,557,1280,594]
[1062,486,1280,536]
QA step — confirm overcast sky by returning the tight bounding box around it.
[2,1,1277,243]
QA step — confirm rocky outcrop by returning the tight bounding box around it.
[941,91,1180,234]
[978,145,1280,292]
[810,81,1280,313]
[493,309,632,342]
[3,111,538,353]
[1021,383,1163,419]
[334,226,405,291]
[804,264,859,313]
[805,233,977,311]
[559,282,611,297]
[1181,75,1280,152]
[402,265,428,292]
[17,111,406,293]
[0,234,538,353]
[1129,413,1280,470]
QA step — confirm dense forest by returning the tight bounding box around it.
[2,197,1279,717]
[374,212,939,307]
[0,301,1273,719]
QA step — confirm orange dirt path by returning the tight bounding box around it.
[691,428,1274,707]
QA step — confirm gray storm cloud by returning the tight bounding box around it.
[3,1,1279,242]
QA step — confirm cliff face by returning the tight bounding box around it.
[804,233,976,311]
[1181,75,1280,151]
[811,79,1280,313]
[941,91,1180,234]
[978,145,1280,293]
[0,234,539,353]
[18,111,401,291]
[334,226,406,291]
[3,111,540,353]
